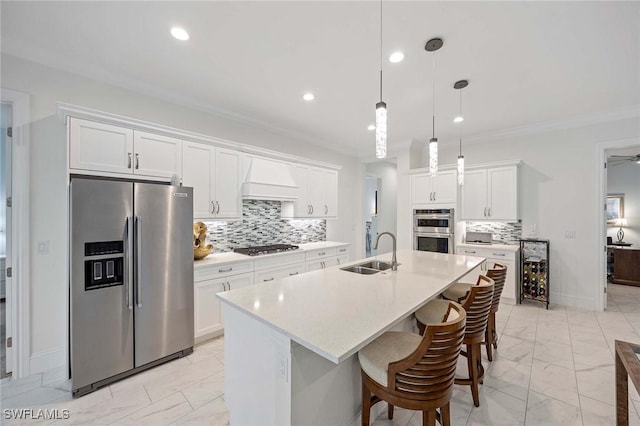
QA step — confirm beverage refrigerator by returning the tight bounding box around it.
[519,238,550,309]
[70,177,194,397]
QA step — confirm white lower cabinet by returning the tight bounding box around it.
[456,245,519,301]
[255,263,306,284]
[194,261,254,341]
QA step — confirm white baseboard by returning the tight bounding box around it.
[30,346,65,374]
[549,292,596,311]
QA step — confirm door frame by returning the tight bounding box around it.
[1,88,30,379]
[596,137,640,311]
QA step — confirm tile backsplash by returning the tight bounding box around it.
[465,221,522,245]
[202,200,326,252]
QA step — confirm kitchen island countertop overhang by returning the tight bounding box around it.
[217,249,485,364]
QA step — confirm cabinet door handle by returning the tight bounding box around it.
[488,207,491,217]
[218,267,232,273]
[127,153,132,169]
[325,205,328,215]
[216,201,220,214]
[225,282,230,291]
[211,201,215,214]
[483,207,487,217]
[433,192,436,201]
[308,204,311,214]
[311,204,314,214]
[289,272,299,276]
[135,153,139,170]
[263,277,274,282]
[321,261,325,269]
[492,253,506,257]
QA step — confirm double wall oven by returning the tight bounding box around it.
[413,208,454,254]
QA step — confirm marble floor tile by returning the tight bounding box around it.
[524,391,582,426]
[529,359,579,406]
[482,358,531,402]
[1,373,43,401]
[576,366,615,406]
[180,369,225,410]
[533,340,575,370]
[372,405,416,426]
[466,387,527,426]
[171,395,229,426]
[495,334,535,366]
[114,391,192,425]
[142,356,222,403]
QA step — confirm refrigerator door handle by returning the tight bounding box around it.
[135,215,143,308]
[125,217,133,310]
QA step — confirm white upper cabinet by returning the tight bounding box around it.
[284,165,339,218]
[182,142,242,219]
[461,166,519,221]
[132,131,182,178]
[69,118,181,179]
[410,170,457,205]
[69,118,134,175]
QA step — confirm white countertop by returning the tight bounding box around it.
[193,241,349,269]
[217,249,484,364]
[457,243,519,252]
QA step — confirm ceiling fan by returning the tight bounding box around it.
[608,153,640,166]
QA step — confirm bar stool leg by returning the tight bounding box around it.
[362,382,371,426]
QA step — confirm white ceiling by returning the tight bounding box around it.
[2,1,639,157]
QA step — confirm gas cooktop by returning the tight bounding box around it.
[234,244,300,256]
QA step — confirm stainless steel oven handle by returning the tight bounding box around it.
[125,217,132,310]
[135,215,142,308]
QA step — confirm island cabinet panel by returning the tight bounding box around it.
[456,245,519,301]
[410,170,457,206]
[182,142,242,220]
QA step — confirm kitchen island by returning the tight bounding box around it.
[217,249,484,426]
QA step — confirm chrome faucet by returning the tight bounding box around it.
[373,232,398,271]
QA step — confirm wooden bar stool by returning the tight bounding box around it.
[415,276,494,407]
[441,263,507,362]
[358,302,466,426]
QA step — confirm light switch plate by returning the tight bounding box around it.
[37,240,49,254]
[564,231,576,239]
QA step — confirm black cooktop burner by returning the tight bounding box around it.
[234,244,300,256]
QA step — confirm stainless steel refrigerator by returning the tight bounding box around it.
[70,178,194,397]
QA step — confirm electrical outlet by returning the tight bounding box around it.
[564,231,576,239]
[37,240,49,254]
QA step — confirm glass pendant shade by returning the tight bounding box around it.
[429,137,438,176]
[457,155,465,185]
[375,101,387,159]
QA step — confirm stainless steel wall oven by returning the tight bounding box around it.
[413,208,454,254]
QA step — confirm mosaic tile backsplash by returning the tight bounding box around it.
[465,221,522,245]
[202,200,326,252]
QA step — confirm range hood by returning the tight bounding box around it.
[242,156,299,201]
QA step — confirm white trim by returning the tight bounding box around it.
[596,137,640,312]
[29,346,65,375]
[57,103,342,171]
[0,88,30,379]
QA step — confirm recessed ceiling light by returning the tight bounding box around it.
[303,92,315,101]
[170,27,189,41]
[453,116,464,123]
[389,51,405,63]
[367,124,376,131]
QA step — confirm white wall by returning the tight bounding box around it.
[1,54,364,373]
[365,162,397,255]
[608,161,640,245]
[431,119,640,310]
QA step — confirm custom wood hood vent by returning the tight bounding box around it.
[242,156,299,201]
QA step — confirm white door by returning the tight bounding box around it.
[461,169,488,219]
[488,167,518,220]
[69,118,134,174]
[182,142,215,218]
[133,131,182,179]
[2,102,12,375]
[322,169,338,217]
[433,171,457,204]
[307,168,324,217]
[214,148,242,218]
[194,279,225,338]
[410,174,432,204]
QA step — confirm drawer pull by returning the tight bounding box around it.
[339,248,347,252]
[318,252,326,256]
[289,272,299,276]
[263,277,275,282]
[465,250,476,254]
[492,253,506,257]
[218,267,233,273]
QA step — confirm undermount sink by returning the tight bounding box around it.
[340,260,397,275]
[340,265,381,275]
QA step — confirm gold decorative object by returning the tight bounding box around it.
[193,221,213,260]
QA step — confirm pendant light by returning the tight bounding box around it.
[454,79,468,186]
[425,38,443,175]
[375,0,387,159]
